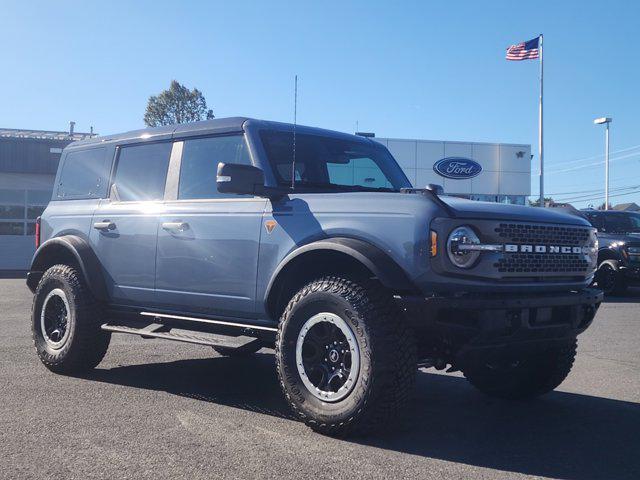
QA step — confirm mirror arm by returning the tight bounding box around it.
[255,185,289,200]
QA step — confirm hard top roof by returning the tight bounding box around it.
[68,117,372,149]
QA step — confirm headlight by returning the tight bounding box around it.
[447,226,481,269]
[587,230,598,268]
[627,246,640,260]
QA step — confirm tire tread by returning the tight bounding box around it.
[275,276,416,436]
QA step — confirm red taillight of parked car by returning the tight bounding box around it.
[35,216,41,249]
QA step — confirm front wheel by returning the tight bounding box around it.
[32,264,111,373]
[276,277,416,436]
[596,259,628,296]
[463,340,577,400]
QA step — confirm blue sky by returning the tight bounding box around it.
[1,0,639,207]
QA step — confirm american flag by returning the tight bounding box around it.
[506,36,540,61]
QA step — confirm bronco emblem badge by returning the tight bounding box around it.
[265,220,277,234]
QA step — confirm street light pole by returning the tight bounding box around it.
[594,117,612,210]
[605,121,610,210]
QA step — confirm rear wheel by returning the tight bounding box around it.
[463,340,577,400]
[596,259,628,296]
[276,276,416,436]
[32,264,110,373]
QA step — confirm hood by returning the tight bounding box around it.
[440,196,590,226]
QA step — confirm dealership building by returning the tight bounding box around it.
[373,136,531,205]
[0,125,531,270]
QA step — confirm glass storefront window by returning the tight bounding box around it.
[0,189,52,235]
[0,222,25,235]
[27,205,46,219]
[0,189,26,220]
[0,205,25,219]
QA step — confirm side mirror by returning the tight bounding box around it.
[217,162,266,196]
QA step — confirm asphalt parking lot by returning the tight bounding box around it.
[1,278,638,480]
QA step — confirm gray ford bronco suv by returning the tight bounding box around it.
[28,117,602,436]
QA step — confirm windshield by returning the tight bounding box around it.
[259,130,411,192]
[591,212,640,233]
[616,213,640,232]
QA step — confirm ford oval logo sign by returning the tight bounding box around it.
[433,157,482,179]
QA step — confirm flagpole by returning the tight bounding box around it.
[538,34,544,207]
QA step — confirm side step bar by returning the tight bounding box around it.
[101,323,264,350]
[140,311,277,332]
[101,311,277,350]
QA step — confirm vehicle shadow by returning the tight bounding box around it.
[83,353,639,480]
[602,286,640,303]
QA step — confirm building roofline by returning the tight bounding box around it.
[0,128,96,141]
[375,136,531,148]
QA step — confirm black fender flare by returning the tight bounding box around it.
[265,237,416,306]
[27,235,108,301]
[597,246,622,264]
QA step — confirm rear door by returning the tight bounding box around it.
[154,134,266,318]
[89,141,173,306]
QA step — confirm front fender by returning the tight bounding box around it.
[27,235,108,301]
[597,246,623,263]
[265,236,416,302]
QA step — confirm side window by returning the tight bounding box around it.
[604,215,627,233]
[178,135,252,200]
[113,142,172,202]
[57,147,107,199]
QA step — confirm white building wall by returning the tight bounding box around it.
[376,137,531,203]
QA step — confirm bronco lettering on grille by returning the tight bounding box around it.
[505,244,588,254]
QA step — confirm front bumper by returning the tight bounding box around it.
[397,288,603,364]
[621,264,640,283]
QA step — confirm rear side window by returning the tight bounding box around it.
[178,135,252,200]
[113,142,172,202]
[57,147,107,199]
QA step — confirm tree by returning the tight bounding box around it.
[144,80,214,127]
[528,197,555,207]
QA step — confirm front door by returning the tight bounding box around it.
[89,141,172,306]
[154,135,266,318]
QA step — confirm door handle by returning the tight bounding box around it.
[93,221,116,231]
[162,221,189,232]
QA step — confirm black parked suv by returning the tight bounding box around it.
[582,209,640,295]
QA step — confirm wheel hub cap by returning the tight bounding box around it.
[295,312,360,402]
[40,288,71,350]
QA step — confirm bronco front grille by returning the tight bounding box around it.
[495,253,590,274]
[491,223,593,275]
[495,223,591,245]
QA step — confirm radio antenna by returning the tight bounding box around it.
[291,75,298,191]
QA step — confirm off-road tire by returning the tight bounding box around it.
[276,276,416,436]
[32,264,110,373]
[596,259,628,296]
[463,339,578,400]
